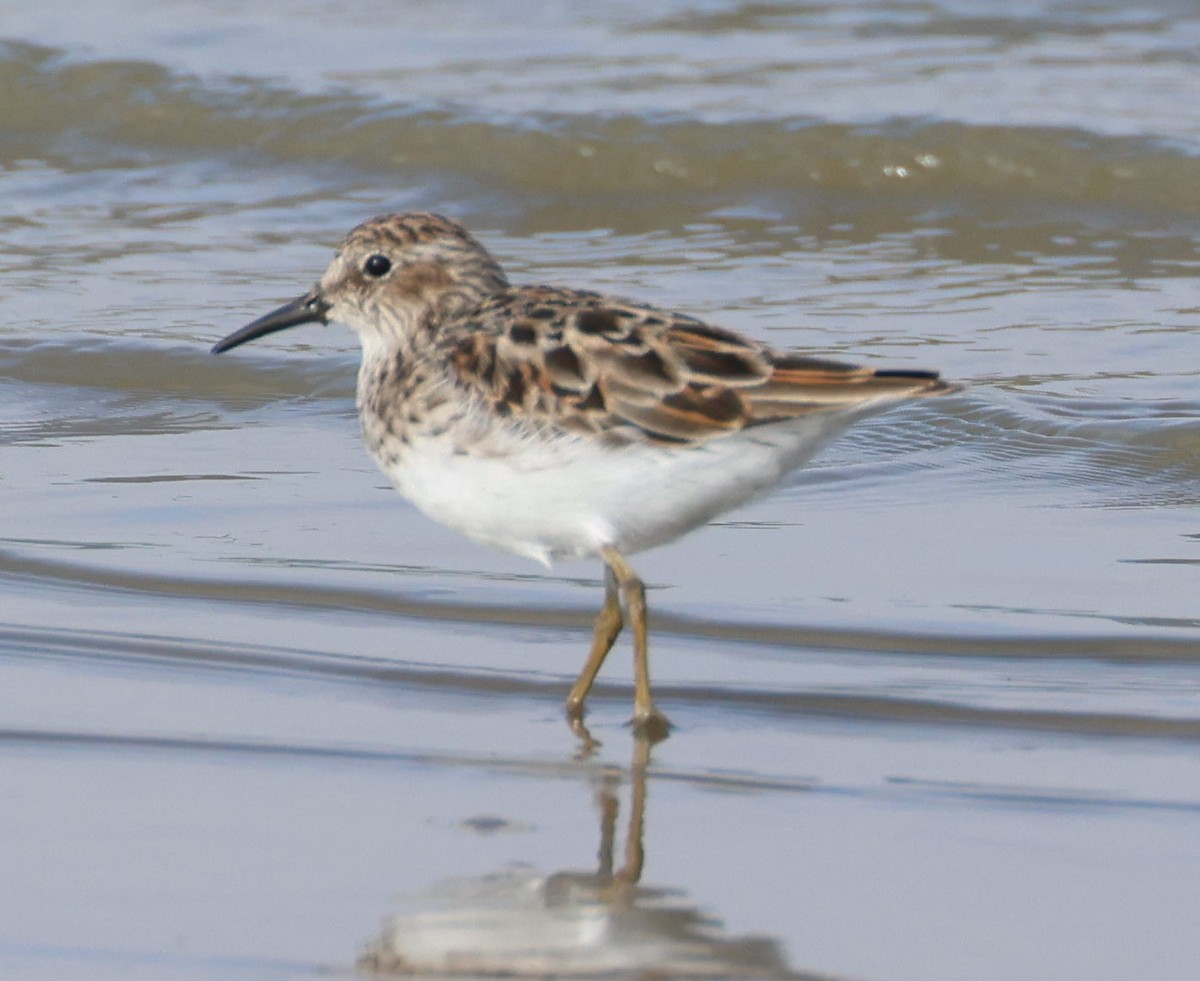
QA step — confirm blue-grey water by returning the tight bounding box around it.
[3,2,1200,979]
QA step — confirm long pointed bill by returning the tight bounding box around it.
[211,289,331,354]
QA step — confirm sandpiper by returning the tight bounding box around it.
[213,212,955,741]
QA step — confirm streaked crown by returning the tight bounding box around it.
[319,212,510,337]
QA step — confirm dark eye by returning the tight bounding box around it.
[363,254,392,278]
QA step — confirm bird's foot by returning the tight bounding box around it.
[566,706,602,758]
[628,706,672,745]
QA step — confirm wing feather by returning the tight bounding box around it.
[448,287,953,445]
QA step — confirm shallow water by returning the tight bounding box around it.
[3,2,1200,979]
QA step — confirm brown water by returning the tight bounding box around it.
[3,2,1200,979]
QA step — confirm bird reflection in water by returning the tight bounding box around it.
[359,737,805,978]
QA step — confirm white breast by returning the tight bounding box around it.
[373,411,860,566]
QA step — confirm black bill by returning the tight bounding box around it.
[211,289,331,354]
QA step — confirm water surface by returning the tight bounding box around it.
[3,2,1200,979]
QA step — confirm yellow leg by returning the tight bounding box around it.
[601,547,672,742]
[566,564,623,725]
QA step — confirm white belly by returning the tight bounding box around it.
[374,413,858,566]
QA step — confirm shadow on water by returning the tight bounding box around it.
[359,737,814,980]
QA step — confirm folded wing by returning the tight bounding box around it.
[449,287,954,446]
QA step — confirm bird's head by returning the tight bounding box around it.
[212,212,509,356]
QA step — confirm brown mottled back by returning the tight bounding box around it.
[444,285,952,445]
